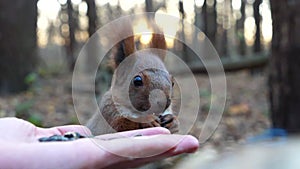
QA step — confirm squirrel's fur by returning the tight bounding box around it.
[87,21,179,135]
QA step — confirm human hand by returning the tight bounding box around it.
[0,117,199,169]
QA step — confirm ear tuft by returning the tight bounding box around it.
[110,18,136,68]
[149,26,167,61]
[113,36,135,67]
[150,33,166,50]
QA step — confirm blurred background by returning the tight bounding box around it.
[0,0,299,168]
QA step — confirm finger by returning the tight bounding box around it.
[95,127,170,140]
[1,134,197,169]
[104,135,199,169]
[99,134,199,158]
[36,125,92,137]
[79,134,198,168]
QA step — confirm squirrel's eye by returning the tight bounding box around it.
[133,75,143,87]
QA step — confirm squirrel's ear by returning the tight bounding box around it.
[114,36,135,66]
[149,33,167,61]
[110,17,136,68]
[112,36,135,68]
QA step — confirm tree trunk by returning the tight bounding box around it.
[253,0,262,52]
[66,0,76,71]
[0,0,37,94]
[202,0,208,34]
[269,0,300,133]
[206,0,217,45]
[86,0,97,37]
[145,0,153,12]
[85,0,99,73]
[236,0,246,55]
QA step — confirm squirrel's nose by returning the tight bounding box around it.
[156,98,170,111]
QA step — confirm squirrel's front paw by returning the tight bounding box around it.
[138,116,161,129]
[159,114,179,133]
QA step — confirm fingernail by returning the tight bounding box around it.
[173,135,199,154]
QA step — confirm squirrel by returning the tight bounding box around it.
[87,22,179,135]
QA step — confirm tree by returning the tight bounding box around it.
[269,0,300,133]
[66,0,76,70]
[236,0,246,55]
[253,0,262,52]
[206,0,217,45]
[0,0,38,94]
[85,0,99,73]
[145,0,153,12]
[86,0,97,37]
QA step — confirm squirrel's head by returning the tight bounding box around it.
[129,69,173,113]
[111,30,173,116]
[128,53,173,113]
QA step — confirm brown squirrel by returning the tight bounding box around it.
[87,23,179,135]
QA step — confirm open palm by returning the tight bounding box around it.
[0,117,198,169]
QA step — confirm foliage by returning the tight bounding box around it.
[15,99,43,127]
[25,72,38,85]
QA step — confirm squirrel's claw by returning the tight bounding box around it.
[139,121,160,129]
[159,114,179,133]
